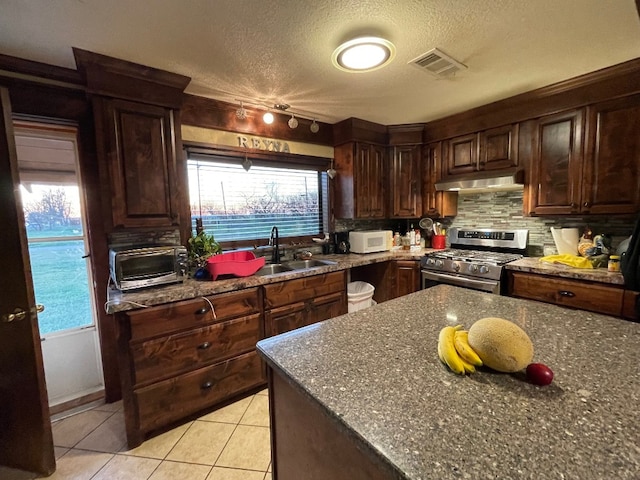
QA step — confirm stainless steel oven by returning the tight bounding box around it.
[420,228,528,294]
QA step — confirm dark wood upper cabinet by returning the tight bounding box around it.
[422,142,457,218]
[73,48,190,232]
[526,97,640,216]
[334,142,387,219]
[446,133,478,176]
[525,109,585,215]
[583,94,640,214]
[480,124,519,170]
[95,98,181,229]
[390,144,421,218]
[445,124,518,176]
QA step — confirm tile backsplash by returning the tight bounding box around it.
[335,190,637,257]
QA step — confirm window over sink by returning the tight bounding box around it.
[187,150,330,246]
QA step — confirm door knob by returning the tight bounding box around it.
[2,308,26,323]
[2,304,45,323]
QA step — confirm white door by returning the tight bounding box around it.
[15,122,104,410]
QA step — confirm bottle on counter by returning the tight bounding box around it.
[409,224,416,245]
[608,255,621,272]
[394,232,400,247]
[415,228,421,246]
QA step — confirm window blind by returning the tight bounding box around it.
[188,158,323,242]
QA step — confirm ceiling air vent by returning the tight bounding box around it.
[409,48,467,77]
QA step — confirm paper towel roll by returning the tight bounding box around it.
[551,227,579,255]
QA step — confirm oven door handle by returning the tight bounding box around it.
[421,270,500,293]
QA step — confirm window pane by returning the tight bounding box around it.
[20,184,83,239]
[28,240,93,335]
[188,159,322,242]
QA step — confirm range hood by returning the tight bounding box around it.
[435,168,524,192]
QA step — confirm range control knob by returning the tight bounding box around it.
[435,259,444,268]
[426,258,435,266]
[453,262,460,272]
[479,265,489,274]
[469,264,479,273]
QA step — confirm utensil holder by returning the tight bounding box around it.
[432,235,446,250]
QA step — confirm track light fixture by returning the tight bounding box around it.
[235,101,247,120]
[234,98,321,133]
[263,110,274,124]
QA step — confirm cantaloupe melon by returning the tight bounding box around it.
[467,317,534,372]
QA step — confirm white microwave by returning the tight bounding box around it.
[349,230,392,254]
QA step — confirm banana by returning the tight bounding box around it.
[437,325,466,375]
[453,330,483,367]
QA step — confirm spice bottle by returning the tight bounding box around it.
[608,255,621,272]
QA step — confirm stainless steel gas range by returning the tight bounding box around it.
[420,227,528,294]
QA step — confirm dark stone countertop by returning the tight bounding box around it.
[506,257,626,285]
[105,249,428,313]
[257,285,640,480]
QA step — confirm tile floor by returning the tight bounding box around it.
[4,389,272,480]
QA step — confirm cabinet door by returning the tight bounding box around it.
[309,291,347,325]
[99,98,180,229]
[422,142,457,218]
[393,261,421,298]
[479,124,519,170]
[265,301,307,337]
[446,133,478,175]
[527,109,584,215]
[355,143,386,218]
[583,95,640,214]
[391,145,421,217]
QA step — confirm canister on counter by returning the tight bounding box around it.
[608,255,621,272]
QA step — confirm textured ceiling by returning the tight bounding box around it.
[1,0,640,125]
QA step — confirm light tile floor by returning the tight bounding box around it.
[3,389,272,480]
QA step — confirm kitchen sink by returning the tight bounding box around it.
[254,259,338,277]
[254,264,295,276]
[285,259,337,270]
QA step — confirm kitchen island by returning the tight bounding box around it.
[257,285,640,480]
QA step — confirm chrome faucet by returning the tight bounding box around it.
[269,226,280,264]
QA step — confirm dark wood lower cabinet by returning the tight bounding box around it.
[393,260,421,298]
[350,260,420,304]
[264,272,347,337]
[268,370,395,480]
[507,271,629,317]
[116,288,265,448]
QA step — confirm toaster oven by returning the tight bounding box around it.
[109,245,188,291]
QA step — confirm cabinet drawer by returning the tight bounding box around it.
[509,272,623,316]
[135,351,264,433]
[131,313,261,386]
[264,271,346,308]
[127,287,261,340]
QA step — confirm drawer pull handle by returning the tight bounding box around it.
[201,381,214,390]
[558,290,575,298]
[198,342,211,350]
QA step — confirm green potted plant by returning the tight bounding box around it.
[188,225,222,276]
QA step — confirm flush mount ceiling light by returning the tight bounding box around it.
[332,36,396,73]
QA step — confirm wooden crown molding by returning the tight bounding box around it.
[73,48,191,108]
[0,53,83,87]
[181,94,334,146]
[424,57,640,142]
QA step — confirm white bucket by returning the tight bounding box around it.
[347,281,375,312]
